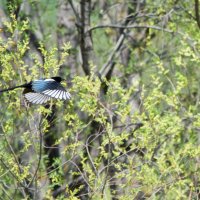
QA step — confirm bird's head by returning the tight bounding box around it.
[51,76,64,83]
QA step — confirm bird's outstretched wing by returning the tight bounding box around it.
[32,79,71,100]
[24,92,51,104]
[23,88,51,104]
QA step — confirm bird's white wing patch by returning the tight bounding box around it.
[44,79,55,82]
[42,89,71,100]
[24,92,50,104]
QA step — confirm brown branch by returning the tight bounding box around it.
[78,0,93,75]
[99,33,125,78]
[87,24,174,33]
[96,24,174,78]
[68,0,80,21]
[195,0,200,28]
[0,158,28,194]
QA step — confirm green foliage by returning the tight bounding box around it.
[0,1,200,199]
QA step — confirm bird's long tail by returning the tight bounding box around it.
[0,83,29,93]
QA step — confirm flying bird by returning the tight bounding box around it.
[0,76,71,104]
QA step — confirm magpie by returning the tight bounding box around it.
[0,76,71,104]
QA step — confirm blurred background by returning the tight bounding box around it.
[0,0,200,199]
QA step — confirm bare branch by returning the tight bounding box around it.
[99,33,125,78]
[78,0,93,75]
[88,24,174,34]
[194,0,200,28]
[68,0,80,22]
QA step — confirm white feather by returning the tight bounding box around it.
[44,79,55,82]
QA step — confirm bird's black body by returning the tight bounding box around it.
[0,76,71,104]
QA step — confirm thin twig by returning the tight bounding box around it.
[68,0,80,22]
[99,33,125,77]
[0,158,27,189]
[87,24,174,33]
[0,184,13,200]
[88,23,197,45]
[68,160,92,190]
[85,135,98,177]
